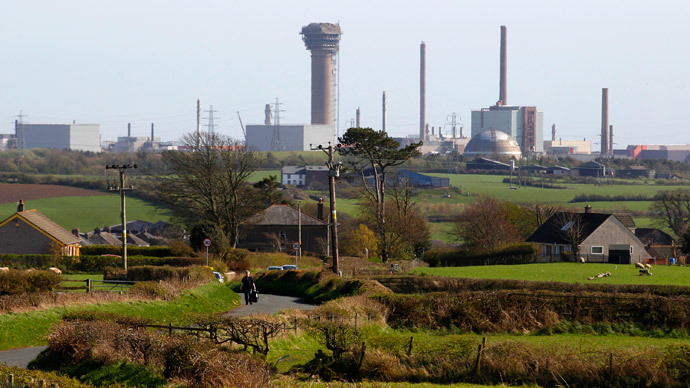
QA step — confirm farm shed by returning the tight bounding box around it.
[526,208,648,264]
[465,157,512,171]
[395,170,450,188]
[0,201,80,256]
[237,204,328,254]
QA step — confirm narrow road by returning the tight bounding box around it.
[224,292,317,317]
[0,293,316,368]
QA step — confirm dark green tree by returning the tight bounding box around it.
[252,175,291,207]
[338,127,422,262]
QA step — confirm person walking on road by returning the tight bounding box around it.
[240,270,257,305]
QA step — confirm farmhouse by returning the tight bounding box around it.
[526,207,648,264]
[0,200,80,256]
[237,203,328,254]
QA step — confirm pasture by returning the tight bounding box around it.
[414,262,690,286]
[0,195,170,231]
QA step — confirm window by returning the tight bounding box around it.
[591,246,604,254]
[560,221,573,231]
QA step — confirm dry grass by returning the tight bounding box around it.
[0,278,208,314]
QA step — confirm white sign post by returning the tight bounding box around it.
[292,242,301,266]
[203,238,212,266]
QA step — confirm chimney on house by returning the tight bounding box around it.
[17,199,24,212]
[317,198,324,221]
[584,205,592,214]
[72,228,80,237]
[94,227,101,235]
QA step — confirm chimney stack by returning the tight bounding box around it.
[420,41,426,141]
[601,88,609,156]
[499,25,508,105]
[609,125,613,154]
[584,205,592,214]
[551,124,556,141]
[17,199,24,212]
[151,123,154,141]
[317,198,324,221]
[264,104,272,125]
[71,228,80,237]
[127,123,131,138]
[300,23,342,126]
[356,107,361,127]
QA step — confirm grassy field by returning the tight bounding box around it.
[414,262,690,286]
[0,195,171,231]
[0,282,240,350]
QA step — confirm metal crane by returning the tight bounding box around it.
[236,111,246,140]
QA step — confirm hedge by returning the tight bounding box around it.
[124,265,213,282]
[80,245,176,257]
[0,269,62,295]
[423,243,538,267]
[0,254,204,273]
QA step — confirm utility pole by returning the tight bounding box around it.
[298,201,302,262]
[382,91,387,133]
[106,164,137,271]
[312,143,343,275]
[196,99,201,149]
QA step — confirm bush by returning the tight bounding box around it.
[0,269,61,295]
[423,243,538,267]
[126,265,213,282]
[80,245,177,257]
[129,281,172,299]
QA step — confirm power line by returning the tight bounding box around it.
[271,98,284,151]
[203,105,219,133]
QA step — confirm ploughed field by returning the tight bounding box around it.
[0,183,108,204]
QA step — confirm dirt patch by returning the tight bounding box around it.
[0,183,108,204]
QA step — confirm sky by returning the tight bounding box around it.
[1,0,689,147]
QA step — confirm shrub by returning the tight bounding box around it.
[0,269,61,295]
[80,245,176,257]
[129,281,172,299]
[126,265,213,282]
[423,243,538,267]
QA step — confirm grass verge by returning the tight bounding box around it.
[0,282,240,350]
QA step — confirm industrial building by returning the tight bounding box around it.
[470,26,544,155]
[463,129,522,158]
[245,22,340,152]
[14,122,100,152]
[543,139,592,155]
[626,144,690,162]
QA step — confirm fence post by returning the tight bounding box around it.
[8,374,14,384]
[86,278,91,293]
[407,336,414,356]
[475,337,487,375]
[294,317,298,334]
[169,322,173,335]
[354,312,358,329]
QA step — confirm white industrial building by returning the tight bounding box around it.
[543,139,592,155]
[245,124,335,152]
[471,105,543,154]
[15,123,101,152]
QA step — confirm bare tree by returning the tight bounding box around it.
[555,211,585,261]
[156,132,259,252]
[452,195,522,251]
[650,189,690,236]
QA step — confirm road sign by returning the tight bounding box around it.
[292,242,301,251]
[203,238,212,248]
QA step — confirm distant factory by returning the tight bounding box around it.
[469,26,543,157]
[245,22,341,152]
[6,121,101,152]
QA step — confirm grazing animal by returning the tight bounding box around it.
[635,263,645,269]
[48,267,62,274]
[0,267,9,272]
[580,257,586,263]
[645,263,652,270]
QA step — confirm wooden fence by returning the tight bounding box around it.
[59,278,137,294]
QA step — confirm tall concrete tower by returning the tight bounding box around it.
[601,88,609,156]
[499,25,508,105]
[420,42,426,141]
[300,23,342,126]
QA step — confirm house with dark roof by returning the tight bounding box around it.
[526,208,648,264]
[238,203,328,254]
[281,165,329,188]
[635,228,679,265]
[0,200,80,256]
[572,161,607,177]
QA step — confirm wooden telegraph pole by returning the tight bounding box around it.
[312,143,343,275]
[106,164,137,271]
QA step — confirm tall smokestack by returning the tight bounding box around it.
[420,41,426,141]
[196,99,201,137]
[499,25,508,105]
[300,23,342,126]
[601,88,609,156]
[609,124,614,154]
[356,107,360,127]
[264,104,272,125]
[150,123,154,141]
[127,123,131,138]
[552,124,556,141]
[382,91,387,133]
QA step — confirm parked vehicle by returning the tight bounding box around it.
[282,265,298,271]
[267,266,283,271]
[212,271,224,283]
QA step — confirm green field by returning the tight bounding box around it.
[0,195,170,232]
[414,262,690,286]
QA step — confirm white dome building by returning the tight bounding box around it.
[463,129,522,158]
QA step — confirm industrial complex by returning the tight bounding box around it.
[0,23,687,162]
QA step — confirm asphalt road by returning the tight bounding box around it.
[0,292,316,369]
